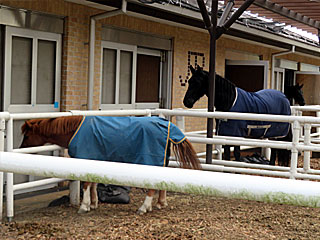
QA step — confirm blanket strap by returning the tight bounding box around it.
[247,124,271,138]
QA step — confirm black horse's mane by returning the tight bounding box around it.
[201,70,237,111]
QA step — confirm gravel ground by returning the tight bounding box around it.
[1,156,320,239]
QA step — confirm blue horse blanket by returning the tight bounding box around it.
[68,116,186,166]
[217,88,291,138]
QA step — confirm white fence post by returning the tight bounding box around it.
[69,180,80,205]
[0,117,5,222]
[264,148,271,160]
[216,144,222,160]
[176,115,185,133]
[303,124,311,172]
[62,149,80,206]
[290,120,300,179]
[317,111,320,140]
[6,118,14,221]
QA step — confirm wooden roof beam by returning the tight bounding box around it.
[253,0,320,29]
[216,0,255,39]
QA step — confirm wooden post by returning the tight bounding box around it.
[206,0,218,164]
[197,0,255,164]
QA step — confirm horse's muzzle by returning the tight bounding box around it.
[183,98,194,108]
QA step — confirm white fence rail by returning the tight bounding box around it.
[1,152,320,210]
[1,106,320,221]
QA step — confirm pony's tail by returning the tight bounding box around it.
[173,139,201,170]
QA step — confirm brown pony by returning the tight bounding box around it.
[20,116,200,214]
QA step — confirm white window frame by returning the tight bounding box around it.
[100,41,137,110]
[4,26,61,113]
[100,41,161,110]
[225,60,269,89]
[273,67,285,91]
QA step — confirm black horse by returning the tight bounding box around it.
[284,83,305,106]
[183,65,305,166]
[225,83,305,165]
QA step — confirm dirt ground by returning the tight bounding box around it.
[1,156,320,239]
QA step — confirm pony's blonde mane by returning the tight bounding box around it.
[22,116,83,137]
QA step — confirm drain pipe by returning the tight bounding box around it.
[271,46,295,90]
[87,0,127,110]
[266,46,295,160]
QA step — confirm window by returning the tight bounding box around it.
[100,41,163,110]
[225,60,269,91]
[273,68,285,91]
[4,26,61,112]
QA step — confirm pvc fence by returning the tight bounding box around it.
[1,106,320,221]
[156,107,320,180]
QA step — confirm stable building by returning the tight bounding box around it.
[0,0,320,188]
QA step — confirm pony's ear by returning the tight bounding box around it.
[190,65,196,75]
[26,120,33,128]
[299,83,304,89]
[21,120,33,134]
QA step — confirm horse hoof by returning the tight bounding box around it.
[137,209,146,215]
[78,207,90,214]
[90,204,98,210]
[156,202,168,210]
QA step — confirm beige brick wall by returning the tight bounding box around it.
[0,0,100,111]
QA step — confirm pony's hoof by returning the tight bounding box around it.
[90,203,98,210]
[78,205,90,214]
[78,208,88,214]
[137,209,145,215]
[156,201,168,209]
[137,206,152,215]
[137,209,147,215]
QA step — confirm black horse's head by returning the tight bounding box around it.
[285,83,305,106]
[183,65,208,108]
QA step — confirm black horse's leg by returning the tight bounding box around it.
[278,149,290,167]
[278,128,292,167]
[270,148,277,165]
[223,145,231,160]
[234,146,241,161]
